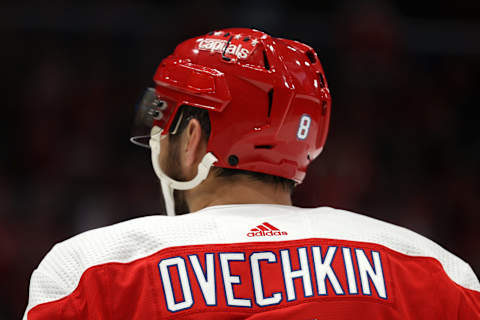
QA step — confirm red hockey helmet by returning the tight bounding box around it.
[134,28,331,183]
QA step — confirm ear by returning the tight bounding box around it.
[181,118,206,172]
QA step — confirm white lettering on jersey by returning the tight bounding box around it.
[188,254,216,305]
[158,257,194,312]
[158,245,387,312]
[311,246,344,295]
[250,252,282,306]
[342,247,359,294]
[280,247,314,301]
[355,249,387,299]
[219,253,252,307]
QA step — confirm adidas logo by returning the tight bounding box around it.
[246,222,288,237]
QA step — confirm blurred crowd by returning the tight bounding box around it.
[1,0,479,318]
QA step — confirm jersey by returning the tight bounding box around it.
[24,205,480,319]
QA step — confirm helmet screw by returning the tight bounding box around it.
[228,155,239,166]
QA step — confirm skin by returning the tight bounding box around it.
[159,119,292,213]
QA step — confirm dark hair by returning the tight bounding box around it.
[169,105,296,193]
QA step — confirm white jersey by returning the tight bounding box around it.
[24,205,480,319]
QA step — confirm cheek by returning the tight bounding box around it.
[159,136,169,169]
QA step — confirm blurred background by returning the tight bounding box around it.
[1,0,479,318]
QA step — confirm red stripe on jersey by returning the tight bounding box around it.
[257,225,269,231]
[262,222,279,231]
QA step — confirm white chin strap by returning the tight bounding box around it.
[149,126,218,216]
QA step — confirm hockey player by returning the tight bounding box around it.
[24,28,480,319]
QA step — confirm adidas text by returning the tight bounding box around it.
[247,230,288,237]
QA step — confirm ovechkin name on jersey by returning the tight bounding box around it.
[158,242,387,313]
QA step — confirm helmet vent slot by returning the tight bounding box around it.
[263,50,270,70]
[318,73,326,88]
[254,145,274,149]
[267,89,274,118]
[306,51,317,64]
